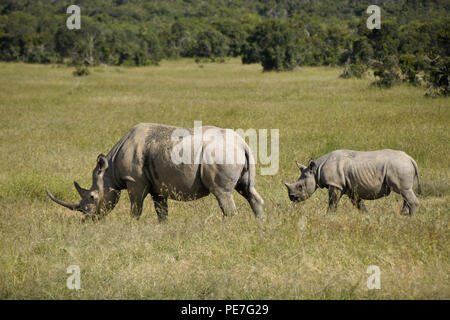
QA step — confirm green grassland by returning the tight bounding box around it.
[0,59,448,299]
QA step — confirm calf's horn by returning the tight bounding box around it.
[295,161,306,171]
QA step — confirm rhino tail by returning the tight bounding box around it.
[244,143,255,190]
[411,158,422,195]
[244,144,264,205]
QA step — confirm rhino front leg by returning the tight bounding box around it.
[328,186,342,212]
[213,191,237,217]
[151,194,168,222]
[127,181,149,219]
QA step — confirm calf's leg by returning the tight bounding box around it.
[356,199,367,212]
[401,200,409,215]
[328,186,342,212]
[350,195,368,212]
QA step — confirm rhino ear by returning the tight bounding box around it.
[97,154,109,172]
[295,161,306,171]
[308,159,317,171]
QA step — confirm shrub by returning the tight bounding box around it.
[193,28,229,60]
[398,54,421,85]
[242,20,302,71]
[340,61,367,79]
[424,56,449,97]
[372,55,402,88]
[73,65,90,76]
[241,42,261,64]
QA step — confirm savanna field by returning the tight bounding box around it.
[0,59,448,299]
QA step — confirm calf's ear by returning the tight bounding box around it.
[308,159,317,171]
[295,161,306,171]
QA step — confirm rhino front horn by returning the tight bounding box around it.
[46,189,80,211]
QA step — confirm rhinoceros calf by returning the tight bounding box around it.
[285,149,421,215]
[46,123,264,221]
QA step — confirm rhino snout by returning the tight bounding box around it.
[285,183,300,202]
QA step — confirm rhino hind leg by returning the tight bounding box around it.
[236,184,264,219]
[350,195,368,212]
[357,200,368,212]
[401,200,409,215]
[151,194,168,222]
[400,189,419,215]
[213,191,237,217]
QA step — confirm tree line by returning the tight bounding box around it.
[0,0,448,94]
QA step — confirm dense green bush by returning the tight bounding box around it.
[372,55,403,88]
[398,54,422,85]
[242,20,302,71]
[73,64,90,76]
[241,42,261,64]
[339,61,367,79]
[192,28,229,60]
[425,56,449,97]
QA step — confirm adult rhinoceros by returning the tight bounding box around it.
[285,149,421,215]
[46,123,264,221]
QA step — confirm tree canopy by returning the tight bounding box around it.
[0,0,448,72]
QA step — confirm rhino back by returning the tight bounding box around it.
[111,123,208,199]
[112,123,249,201]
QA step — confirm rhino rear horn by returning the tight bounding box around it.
[74,181,89,198]
[46,189,81,211]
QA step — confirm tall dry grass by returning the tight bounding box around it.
[0,59,448,299]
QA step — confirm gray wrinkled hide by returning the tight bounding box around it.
[47,123,264,221]
[285,149,421,215]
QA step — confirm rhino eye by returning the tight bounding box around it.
[298,185,302,190]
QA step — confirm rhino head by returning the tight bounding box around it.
[285,159,318,202]
[46,154,121,220]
